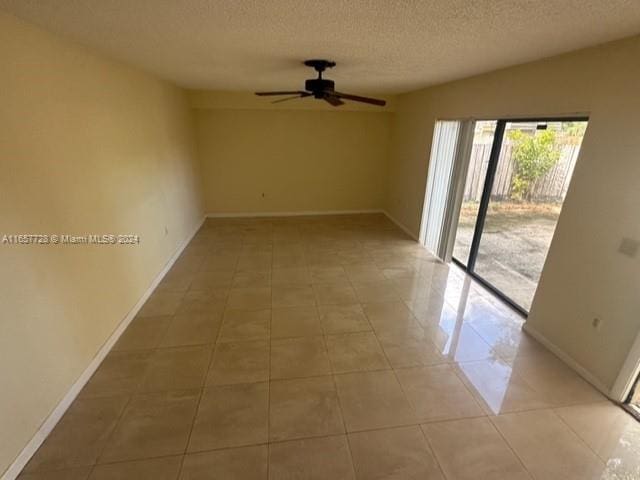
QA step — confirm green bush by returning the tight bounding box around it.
[508,129,560,201]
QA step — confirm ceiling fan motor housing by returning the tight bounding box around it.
[305,78,335,97]
[255,59,385,106]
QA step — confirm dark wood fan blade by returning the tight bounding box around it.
[323,95,344,107]
[332,91,386,106]
[272,93,312,104]
[255,91,306,96]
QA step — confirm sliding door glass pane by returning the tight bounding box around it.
[452,121,496,265]
[474,120,588,311]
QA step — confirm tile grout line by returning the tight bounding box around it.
[448,360,494,417]
[329,245,366,480]
[367,295,452,479]
[22,215,620,478]
[486,414,536,479]
[88,393,136,477]
[371,304,452,479]
[550,407,609,466]
[175,386,204,479]
[175,249,232,479]
[87,278,195,473]
[418,423,452,480]
[266,250,274,480]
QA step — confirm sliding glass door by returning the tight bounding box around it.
[626,374,640,419]
[451,120,496,266]
[452,118,588,314]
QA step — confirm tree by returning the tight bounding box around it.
[508,129,560,201]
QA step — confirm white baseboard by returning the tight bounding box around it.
[382,210,420,241]
[522,323,612,399]
[1,216,205,480]
[206,209,383,218]
[204,209,423,244]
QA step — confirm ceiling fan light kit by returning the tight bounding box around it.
[255,59,386,107]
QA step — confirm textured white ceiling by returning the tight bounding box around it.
[2,0,640,93]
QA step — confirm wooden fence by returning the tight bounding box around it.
[462,142,581,203]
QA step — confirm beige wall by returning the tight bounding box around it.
[2,6,639,474]
[0,12,203,474]
[386,36,640,391]
[191,91,394,214]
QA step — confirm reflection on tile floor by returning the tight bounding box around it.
[19,214,639,479]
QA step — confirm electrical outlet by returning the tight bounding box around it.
[618,237,639,258]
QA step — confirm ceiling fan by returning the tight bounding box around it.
[255,60,386,107]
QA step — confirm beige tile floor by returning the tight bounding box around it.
[20,214,640,479]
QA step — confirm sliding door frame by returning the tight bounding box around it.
[420,119,475,260]
[466,120,506,272]
[440,120,476,262]
[452,116,589,317]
